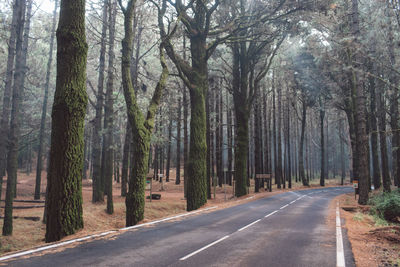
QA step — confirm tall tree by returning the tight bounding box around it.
[3,0,29,236]
[45,0,87,242]
[0,0,20,194]
[104,0,117,214]
[92,0,108,203]
[35,0,59,200]
[119,0,170,226]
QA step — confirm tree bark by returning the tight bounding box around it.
[104,0,117,214]
[320,98,325,187]
[92,0,108,203]
[3,0,28,236]
[176,97,182,185]
[121,0,169,225]
[45,0,87,242]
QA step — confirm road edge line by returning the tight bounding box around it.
[0,206,218,262]
[336,202,346,267]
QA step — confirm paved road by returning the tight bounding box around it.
[6,187,355,267]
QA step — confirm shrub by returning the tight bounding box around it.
[369,190,400,223]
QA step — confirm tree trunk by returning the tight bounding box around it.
[121,122,131,196]
[378,79,391,192]
[0,0,20,186]
[368,61,381,189]
[351,0,370,204]
[320,99,325,187]
[3,0,28,236]
[206,84,211,198]
[35,0,58,200]
[92,0,108,203]
[276,83,283,189]
[299,99,309,186]
[176,97,182,185]
[122,1,169,225]
[45,0,87,242]
[166,112,173,182]
[104,0,116,214]
[339,119,346,185]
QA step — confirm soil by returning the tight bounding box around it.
[335,193,400,267]
[0,169,346,256]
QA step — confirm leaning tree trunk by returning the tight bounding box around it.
[35,0,58,200]
[45,0,87,242]
[121,0,169,226]
[3,0,28,236]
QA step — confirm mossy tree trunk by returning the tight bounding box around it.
[121,122,131,196]
[120,0,169,226]
[45,0,87,242]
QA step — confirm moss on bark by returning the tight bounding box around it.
[45,0,87,242]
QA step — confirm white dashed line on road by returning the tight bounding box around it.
[280,204,289,210]
[238,219,261,232]
[264,210,278,218]
[179,235,230,260]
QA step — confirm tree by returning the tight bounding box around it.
[45,0,87,242]
[92,0,108,203]
[3,0,29,236]
[104,0,117,215]
[119,0,170,226]
[35,0,58,200]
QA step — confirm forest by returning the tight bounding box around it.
[0,0,399,246]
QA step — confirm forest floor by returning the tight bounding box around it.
[335,191,400,267]
[0,170,345,255]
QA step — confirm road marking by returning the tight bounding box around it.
[264,210,278,218]
[121,206,218,231]
[290,200,296,204]
[0,231,117,262]
[237,219,261,232]
[179,235,230,260]
[336,203,346,267]
[280,204,289,210]
[289,191,302,197]
[0,206,218,262]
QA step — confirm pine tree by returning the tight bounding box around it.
[45,0,87,242]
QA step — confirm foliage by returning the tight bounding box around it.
[369,190,400,223]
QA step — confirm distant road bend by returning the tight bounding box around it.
[6,187,355,267]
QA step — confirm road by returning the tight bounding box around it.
[5,186,355,267]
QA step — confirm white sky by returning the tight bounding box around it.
[35,0,57,14]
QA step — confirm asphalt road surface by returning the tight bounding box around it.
[5,186,355,267]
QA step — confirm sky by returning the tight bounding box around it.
[35,0,57,14]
